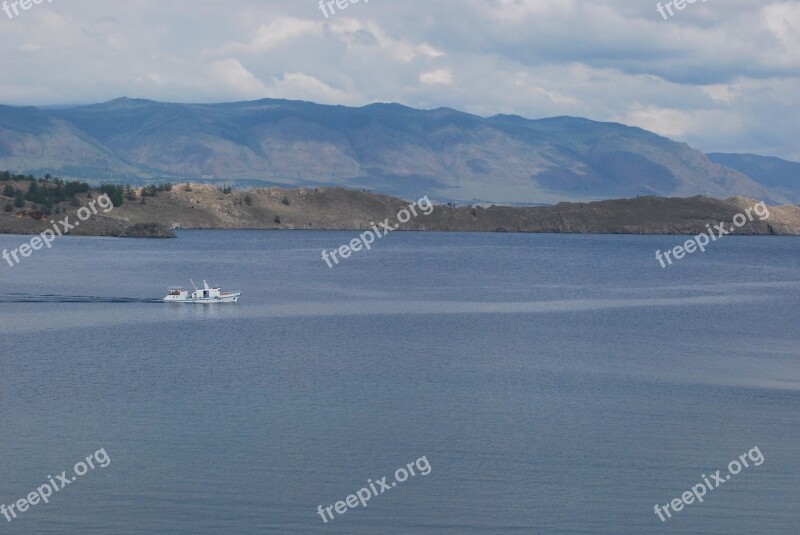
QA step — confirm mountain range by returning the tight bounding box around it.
[0,97,797,205]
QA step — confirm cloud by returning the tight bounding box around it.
[761,2,800,69]
[209,59,269,98]
[330,18,444,63]
[616,105,744,140]
[0,0,799,159]
[214,17,324,55]
[262,72,362,105]
[480,0,577,22]
[701,85,738,105]
[420,69,453,85]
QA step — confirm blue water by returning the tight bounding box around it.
[1,231,798,534]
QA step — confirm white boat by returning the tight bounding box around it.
[164,279,241,304]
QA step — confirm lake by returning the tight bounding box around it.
[1,230,798,534]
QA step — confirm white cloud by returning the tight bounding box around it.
[264,72,362,105]
[702,84,738,104]
[209,59,269,98]
[214,17,324,55]
[616,105,744,141]
[330,18,444,63]
[420,69,453,85]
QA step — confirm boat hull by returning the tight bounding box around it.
[163,293,240,304]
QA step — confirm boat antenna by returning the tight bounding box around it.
[190,278,198,291]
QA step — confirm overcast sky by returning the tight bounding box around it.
[1,0,799,159]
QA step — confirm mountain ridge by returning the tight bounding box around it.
[0,97,797,204]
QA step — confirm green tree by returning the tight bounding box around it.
[97,184,124,207]
[2,184,14,197]
[14,191,25,208]
[3,203,12,212]
[64,181,90,196]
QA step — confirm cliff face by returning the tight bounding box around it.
[2,183,799,237]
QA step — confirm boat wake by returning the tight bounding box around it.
[0,293,163,304]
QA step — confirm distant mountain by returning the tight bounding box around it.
[707,153,800,203]
[0,97,789,204]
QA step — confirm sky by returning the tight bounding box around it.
[1,0,799,160]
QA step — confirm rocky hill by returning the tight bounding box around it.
[2,182,799,237]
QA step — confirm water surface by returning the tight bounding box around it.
[1,231,798,534]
